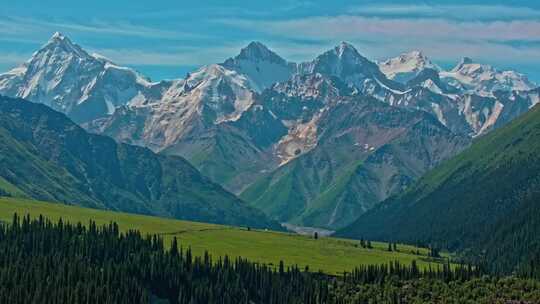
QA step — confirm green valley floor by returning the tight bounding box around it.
[0,197,446,275]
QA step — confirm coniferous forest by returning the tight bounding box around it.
[1,214,540,304]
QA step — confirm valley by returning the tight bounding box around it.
[0,197,445,275]
[0,15,539,301]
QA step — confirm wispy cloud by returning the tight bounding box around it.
[349,4,540,21]
[0,16,207,40]
[2,2,540,82]
[222,16,540,42]
[219,13,540,65]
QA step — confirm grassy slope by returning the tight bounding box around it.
[0,96,279,230]
[0,177,26,197]
[336,104,540,272]
[294,160,364,229]
[0,197,448,275]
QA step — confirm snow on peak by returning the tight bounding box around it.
[298,42,404,95]
[235,41,287,65]
[222,42,295,92]
[336,41,358,57]
[379,50,439,83]
[272,73,352,102]
[441,58,537,96]
[300,42,374,76]
[37,32,91,61]
[0,33,162,122]
[174,64,256,123]
[50,31,67,41]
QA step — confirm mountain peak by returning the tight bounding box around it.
[335,41,359,57]
[50,31,67,41]
[406,50,427,60]
[298,41,396,90]
[378,50,440,82]
[46,32,75,47]
[221,42,293,91]
[40,31,88,59]
[235,41,286,65]
[245,41,269,51]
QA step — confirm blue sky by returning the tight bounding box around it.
[2,0,540,83]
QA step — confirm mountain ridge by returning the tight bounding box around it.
[1,33,538,230]
[0,95,281,230]
[336,102,540,272]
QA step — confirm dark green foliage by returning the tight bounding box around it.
[0,188,9,197]
[0,214,326,304]
[520,251,540,280]
[0,96,280,230]
[429,246,441,258]
[1,213,539,303]
[337,104,540,274]
[343,260,481,286]
[331,276,540,304]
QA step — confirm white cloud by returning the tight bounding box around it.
[223,16,540,42]
[0,16,207,40]
[349,4,540,20]
[219,15,540,65]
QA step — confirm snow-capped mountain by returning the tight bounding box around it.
[221,41,296,92]
[0,32,164,123]
[2,34,539,230]
[379,50,440,84]
[440,57,536,97]
[88,63,258,150]
[299,42,404,94]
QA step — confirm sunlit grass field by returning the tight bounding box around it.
[0,197,447,275]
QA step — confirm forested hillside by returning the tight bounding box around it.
[337,104,540,274]
[0,96,279,230]
[1,214,539,303]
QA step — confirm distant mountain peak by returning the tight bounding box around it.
[40,31,90,60]
[402,50,433,64]
[0,33,159,123]
[221,42,294,91]
[50,31,68,41]
[336,41,358,55]
[235,41,286,65]
[298,42,402,92]
[379,50,439,83]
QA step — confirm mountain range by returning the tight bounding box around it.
[337,99,540,273]
[0,95,280,230]
[1,32,538,230]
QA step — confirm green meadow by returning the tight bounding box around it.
[0,197,447,275]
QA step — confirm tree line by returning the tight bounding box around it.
[1,213,539,303]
